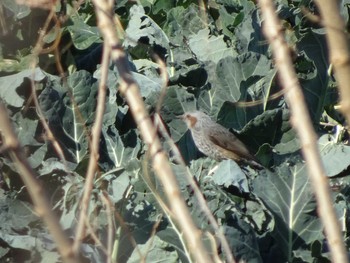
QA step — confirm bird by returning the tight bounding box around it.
[179,111,263,169]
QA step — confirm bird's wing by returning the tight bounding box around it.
[207,128,256,161]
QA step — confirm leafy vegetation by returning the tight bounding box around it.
[0,0,349,262]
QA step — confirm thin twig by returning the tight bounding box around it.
[100,192,115,263]
[312,1,350,130]
[84,217,108,255]
[154,113,236,263]
[73,43,111,252]
[0,103,80,263]
[258,1,349,263]
[28,6,69,171]
[141,214,163,262]
[140,158,193,262]
[91,1,211,262]
[113,207,143,261]
[154,55,169,114]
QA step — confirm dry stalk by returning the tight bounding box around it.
[312,1,350,128]
[72,43,111,252]
[141,214,163,262]
[90,0,211,262]
[27,6,69,171]
[258,1,348,263]
[0,103,80,263]
[84,217,108,255]
[113,208,143,261]
[152,50,233,263]
[140,157,193,261]
[100,192,116,263]
[154,113,236,263]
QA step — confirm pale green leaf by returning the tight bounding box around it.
[212,160,249,192]
[319,134,350,177]
[188,28,237,63]
[0,68,45,107]
[127,235,179,263]
[67,19,102,50]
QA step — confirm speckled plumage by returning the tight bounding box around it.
[181,111,262,169]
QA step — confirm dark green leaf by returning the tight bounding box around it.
[39,70,97,163]
[100,126,141,170]
[252,161,324,262]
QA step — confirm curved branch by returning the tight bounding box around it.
[258,1,348,263]
[0,103,80,263]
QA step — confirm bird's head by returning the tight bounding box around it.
[178,111,210,129]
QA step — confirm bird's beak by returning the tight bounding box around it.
[176,114,185,120]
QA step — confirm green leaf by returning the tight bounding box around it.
[215,5,241,39]
[100,127,141,170]
[0,54,38,72]
[319,135,350,177]
[235,2,266,54]
[201,52,275,120]
[124,5,170,50]
[147,86,196,142]
[103,171,130,203]
[186,158,266,262]
[270,109,300,155]
[27,144,47,169]
[2,0,31,20]
[0,68,46,107]
[0,195,63,261]
[216,52,272,100]
[223,224,263,263]
[132,72,162,97]
[163,4,207,45]
[252,161,324,262]
[12,112,41,146]
[0,197,38,233]
[156,226,190,262]
[176,131,200,163]
[38,158,78,175]
[127,235,179,263]
[39,70,97,163]
[237,108,298,155]
[297,29,329,122]
[67,18,102,50]
[59,174,84,230]
[212,160,249,192]
[188,28,237,63]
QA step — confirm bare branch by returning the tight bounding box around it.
[258,1,348,263]
[26,7,70,171]
[101,192,116,263]
[154,113,236,263]
[90,1,212,262]
[0,103,80,263]
[73,43,111,252]
[312,1,350,127]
